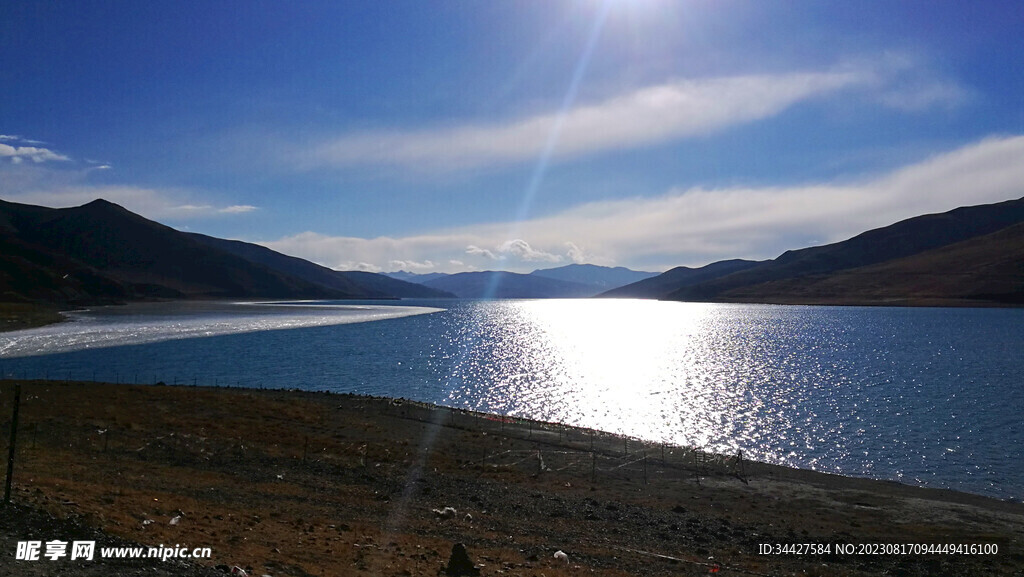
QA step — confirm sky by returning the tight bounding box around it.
[2,0,1023,274]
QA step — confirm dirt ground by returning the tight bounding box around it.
[1,380,1022,576]
[0,304,65,333]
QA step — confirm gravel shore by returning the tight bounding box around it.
[1,380,1022,576]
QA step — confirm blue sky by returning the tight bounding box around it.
[2,0,1023,273]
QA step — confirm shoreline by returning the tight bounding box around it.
[0,303,67,333]
[2,380,1022,576]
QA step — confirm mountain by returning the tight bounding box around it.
[386,264,657,297]
[385,270,451,284]
[529,264,657,291]
[421,271,597,298]
[191,235,455,299]
[336,271,455,299]
[188,233,382,296]
[713,221,1024,306]
[1,221,133,304]
[665,197,1024,306]
[598,259,760,299]
[0,198,415,305]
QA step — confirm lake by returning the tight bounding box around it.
[1,298,1022,500]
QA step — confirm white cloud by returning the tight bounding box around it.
[498,239,563,262]
[876,79,971,112]
[565,242,587,264]
[0,185,259,221]
[262,135,1024,273]
[865,51,974,112]
[349,262,382,273]
[465,245,499,260]
[219,204,259,214]
[0,142,70,164]
[303,70,865,173]
[389,259,435,271]
[0,135,258,225]
[0,146,258,220]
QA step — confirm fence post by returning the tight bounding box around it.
[4,384,22,504]
[693,449,701,486]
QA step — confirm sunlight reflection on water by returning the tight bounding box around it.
[2,298,1022,498]
[436,299,1023,487]
[444,300,761,452]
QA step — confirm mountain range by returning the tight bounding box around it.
[385,264,657,298]
[0,198,452,305]
[606,196,1024,306]
[418,271,596,299]
[2,196,1022,309]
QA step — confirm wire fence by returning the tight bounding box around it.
[381,398,751,488]
[1,378,754,507]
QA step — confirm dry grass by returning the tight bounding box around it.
[2,380,1023,576]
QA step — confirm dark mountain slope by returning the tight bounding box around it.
[0,231,134,304]
[187,233,384,297]
[716,221,1024,306]
[598,259,760,299]
[190,234,454,299]
[0,199,368,302]
[336,271,455,298]
[668,196,1024,302]
[385,271,451,284]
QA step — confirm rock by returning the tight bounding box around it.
[443,543,480,576]
[432,506,457,520]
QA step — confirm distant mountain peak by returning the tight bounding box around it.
[80,198,126,211]
[83,198,116,207]
[530,263,658,291]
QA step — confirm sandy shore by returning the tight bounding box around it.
[1,380,1022,576]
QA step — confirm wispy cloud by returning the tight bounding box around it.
[219,204,259,214]
[0,135,255,219]
[865,51,974,112]
[0,135,49,146]
[0,141,70,164]
[463,239,563,263]
[263,135,1024,273]
[302,70,866,173]
[1,185,260,220]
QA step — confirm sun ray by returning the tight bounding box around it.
[483,0,615,298]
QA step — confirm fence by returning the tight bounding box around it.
[377,396,751,488]
[1,378,753,506]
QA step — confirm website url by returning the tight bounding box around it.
[16,540,212,562]
[101,544,213,561]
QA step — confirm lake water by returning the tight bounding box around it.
[1,299,1022,500]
